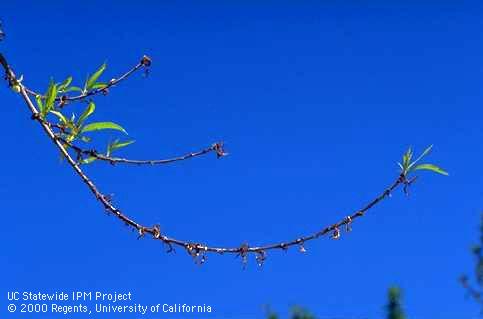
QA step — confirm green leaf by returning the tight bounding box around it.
[413,163,449,176]
[404,148,413,165]
[77,102,95,126]
[85,63,106,91]
[44,81,58,115]
[66,133,77,143]
[110,139,135,152]
[400,147,413,174]
[106,142,113,157]
[50,110,68,125]
[82,156,97,164]
[91,82,108,90]
[36,95,44,113]
[58,76,73,92]
[408,144,433,171]
[106,139,135,157]
[64,86,83,93]
[81,121,127,134]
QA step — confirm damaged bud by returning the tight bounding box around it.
[332,227,341,240]
[185,243,207,264]
[141,55,152,67]
[213,142,228,158]
[237,243,250,267]
[137,227,146,239]
[58,95,68,108]
[152,224,161,239]
[299,243,307,253]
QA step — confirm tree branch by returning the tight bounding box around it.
[52,132,227,165]
[2,52,406,265]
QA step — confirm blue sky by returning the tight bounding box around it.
[1,1,482,318]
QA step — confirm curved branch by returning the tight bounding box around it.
[2,53,405,265]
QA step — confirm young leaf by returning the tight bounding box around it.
[35,95,44,113]
[82,157,97,164]
[77,102,95,126]
[50,110,68,125]
[401,147,413,174]
[81,121,127,134]
[91,82,108,90]
[64,86,83,93]
[403,148,413,166]
[408,144,433,171]
[85,63,106,91]
[66,133,77,143]
[44,81,58,115]
[110,139,135,152]
[58,76,73,92]
[413,163,449,176]
[106,143,113,157]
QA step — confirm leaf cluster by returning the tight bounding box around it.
[398,145,448,177]
[35,63,133,163]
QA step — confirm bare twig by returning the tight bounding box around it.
[52,132,227,165]
[2,53,406,264]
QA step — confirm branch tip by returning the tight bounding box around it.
[141,55,152,67]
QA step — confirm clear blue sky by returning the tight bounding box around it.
[1,1,482,318]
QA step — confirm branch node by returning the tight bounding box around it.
[213,142,228,158]
[185,243,207,264]
[236,243,250,267]
[141,55,152,67]
[137,227,146,239]
[402,176,418,196]
[355,211,365,217]
[152,224,161,239]
[58,95,67,108]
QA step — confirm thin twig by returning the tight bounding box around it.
[53,133,227,165]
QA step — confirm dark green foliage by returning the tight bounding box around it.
[265,306,315,319]
[291,306,315,319]
[460,213,483,310]
[386,287,406,319]
[474,214,483,286]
